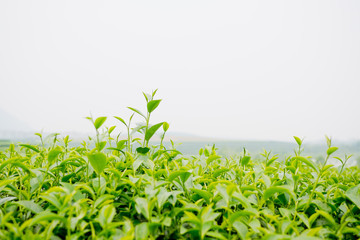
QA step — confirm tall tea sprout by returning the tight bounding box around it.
[86,115,108,189]
[160,122,169,150]
[86,115,107,151]
[128,89,165,152]
[114,114,134,153]
[306,135,338,209]
[335,154,353,175]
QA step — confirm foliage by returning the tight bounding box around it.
[0,91,360,240]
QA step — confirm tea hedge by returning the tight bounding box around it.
[0,91,359,239]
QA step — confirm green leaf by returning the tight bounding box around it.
[334,157,343,164]
[229,210,256,224]
[47,147,62,164]
[152,89,158,97]
[345,184,360,209]
[97,141,107,151]
[108,126,116,134]
[293,236,321,240]
[28,211,65,227]
[19,144,40,153]
[114,116,127,126]
[293,136,302,146]
[191,188,212,204]
[76,184,95,200]
[168,170,191,183]
[162,216,172,227]
[163,122,169,132]
[135,222,149,240]
[93,194,114,209]
[20,211,66,231]
[15,200,44,214]
[117,140,127,149]
[206,231,227,240]
[143,92,150,102]
[241,156,251,167]
[128,107,146,119]
[133,159,143,172]
[94,117,107,130]
[107,147,125,155]
[147,99,162,113]
[232,221,248,240]
[143,158,154,169]
[157,189,172,209]
[40,194,62,209]
[34,133,42,138]
[216,185,230,205]
[207,155,221,165]
[0,197,16,206]
[145,122,164,142]
[325,135,332,148]
[136,147,150,154]
[266,156,278,167]
[154,169,167,178]
[61,173,76,182]
[263,186,296,202]
[97,204,116,228]
[135,198,150,220]
[0,157,21,172]
[182,211,200,226]
[322,164,334,173]
[12,162,31,174]
[213,168,229,178]
[327,147,338,156]
[293,156,318,173]
[316,210,336,226]
[88,152,107,175]
[297,213,310,228]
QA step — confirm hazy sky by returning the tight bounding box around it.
[1,1,359,141]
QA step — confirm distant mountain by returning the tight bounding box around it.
[0,108,33,139]
[161,131,215,142]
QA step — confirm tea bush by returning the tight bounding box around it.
[0,91,359,239]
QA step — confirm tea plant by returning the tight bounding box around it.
[0,91,359,240]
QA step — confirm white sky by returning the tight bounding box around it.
[1,1,359,141]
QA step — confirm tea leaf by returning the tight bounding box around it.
[135,222,149,240]
[345,184,360,209]
[293,136,302,146]
[293,156,318,172]
[15,200,44,214]
[263,186,296,202]
[28,211,66,226]
[94,117,107,130]
[168,170,191,183]
[128,107,146,119]
[163,122,169,132]
[147,99,162,113]
[47,147,62,164]
[145,122,164,142]
[19,144,40,153]
[0,197,16,206]
[241,156,251,167]
[88,152,107,175]
[232,221,247,240]
[114,116,127,126]
[191,188,212,204]
[327,147,338,156]
[136,147,150,154]
[97,204,116,228]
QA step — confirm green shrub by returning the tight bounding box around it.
[0,91,359,240]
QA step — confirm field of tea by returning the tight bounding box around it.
[0,91,359,240]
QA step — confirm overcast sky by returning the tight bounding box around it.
[1,1,359,142]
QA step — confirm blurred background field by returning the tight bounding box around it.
[1,130,359,167]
